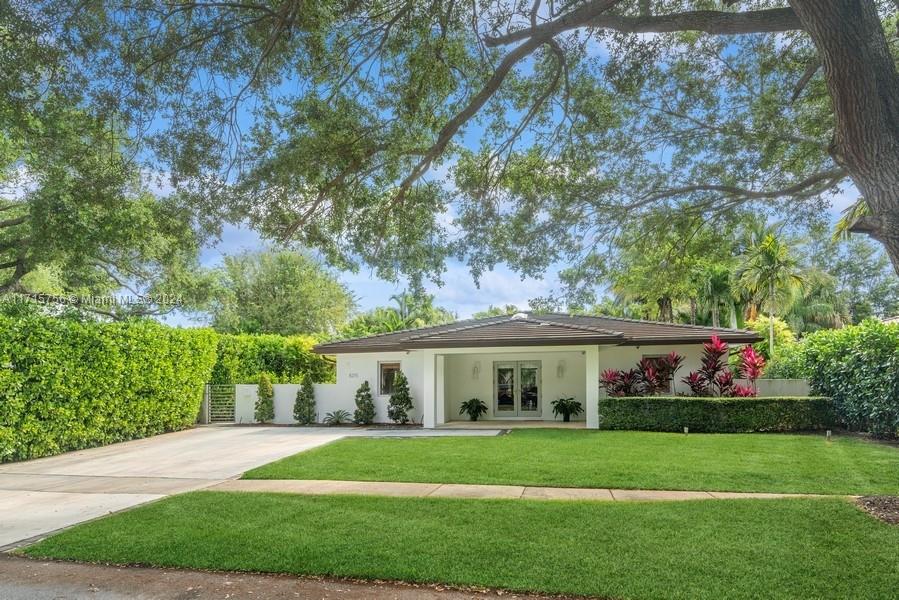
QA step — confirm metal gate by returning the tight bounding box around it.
[204,384,236,423]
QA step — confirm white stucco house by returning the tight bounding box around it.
[312,312,762,429]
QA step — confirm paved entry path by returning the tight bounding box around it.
[0,426,501,549]
[211,478,844,501]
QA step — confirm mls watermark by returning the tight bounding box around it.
[4,293,185,308]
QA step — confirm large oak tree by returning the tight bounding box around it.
[22,1,899,291]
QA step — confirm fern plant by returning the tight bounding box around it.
[459,398,488,421]
[323,409,352,425]
[353,380,376,424]
[293,379,316,424]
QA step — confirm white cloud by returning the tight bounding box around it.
[426,262,554,317]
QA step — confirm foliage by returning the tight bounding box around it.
[210,333,333,385]
[254,373,274,423]
[211,250,355,336]
[323,410,352,426]
[598,397,837,434]
[458,398,488,421]
[681,336,757,398]
[802,320,899,438]
[0,314,217,462]
[353,381,375,425]
[293,379,316,425]
[550,398,584,422]
[745,317,797,360]
[340,292,455,338]
[27,0,899,293]
[764,343,810,380]
[0,8,214,316]
[387,371,414,424]
[600,352,684,397]
[471,305,520,319]
[737,346,766,390]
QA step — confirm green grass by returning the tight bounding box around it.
[242,429,899,495]
[24,492,899,599]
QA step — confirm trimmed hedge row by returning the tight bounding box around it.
[598,396,838,433]
[0,315,218,462]
[209,333,333,385]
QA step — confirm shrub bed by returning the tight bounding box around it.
[598,396,837,433]
[802,319,899,438]
[209,333,333,384]
[0,315,218,462]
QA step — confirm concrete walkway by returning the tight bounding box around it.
[210,478,838,501]
[0,426,502,549]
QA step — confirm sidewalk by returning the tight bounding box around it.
[210,479,843,501]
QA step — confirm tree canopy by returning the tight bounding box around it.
[211,249,355,335]
[17,0,898,296]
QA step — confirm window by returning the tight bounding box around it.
[642,354,673,393]
[379,362,401,396]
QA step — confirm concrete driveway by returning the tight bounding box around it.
[0,426,350,548]
[0,425,499,550]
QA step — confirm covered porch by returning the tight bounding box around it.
[420,345,600,429]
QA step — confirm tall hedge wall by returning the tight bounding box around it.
[0,315,218,462]
[209,333,333,384]
[598,396,837,433]
[802,319,899,438]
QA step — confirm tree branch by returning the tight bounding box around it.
[0,215,27,229]
[639,168,847,205]
[484,7,803,47]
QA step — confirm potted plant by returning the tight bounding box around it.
[459,398,488,421]
[551,397,583,422]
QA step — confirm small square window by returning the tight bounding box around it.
[379,362,401,396]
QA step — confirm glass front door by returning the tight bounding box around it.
[494,361,541,417]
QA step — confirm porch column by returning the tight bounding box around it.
[435,354,446,426]
[585,345,600,429]
[422,350,437,428]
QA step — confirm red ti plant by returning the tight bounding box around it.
[600,352,685,397]
[682,335,731,396]
[738,345,766,394]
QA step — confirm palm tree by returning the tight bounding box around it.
[784,268,850,334]
[699,264,737,328]
[737,234,804,356]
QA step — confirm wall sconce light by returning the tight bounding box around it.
[472,361,481,380]
[556,359,566,378]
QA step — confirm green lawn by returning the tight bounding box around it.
[24,492,899,599]
[242,429,899,495]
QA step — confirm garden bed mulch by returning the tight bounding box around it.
[856,496,899,525]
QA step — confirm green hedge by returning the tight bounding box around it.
[598,396,838,433]
[209,333,333,384]
[0,315,218,462]
[802,319,899,438]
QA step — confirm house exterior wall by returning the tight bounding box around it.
[313,351,426,424]
[443,350,587,421]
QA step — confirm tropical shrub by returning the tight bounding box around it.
[802,319,899,438]
[599,396,837,433]
[293,379,316,425]
[323,409,352,425]
[255,373,275,423]
[0,315,218,462]
[600,352,684,396]
[764,342,810,379]
[459,398,488,421]
[551,397,584,422]
[387,371,414,424]
[745,316,797,359]
[210,333,333,384]
[681,336,761,397]
[353,381,376,425]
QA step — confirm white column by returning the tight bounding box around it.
[435,354,446,426]
[422,350,437,428]
[585,345,600,429]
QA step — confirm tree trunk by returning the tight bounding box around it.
[789,0,899,275]
[768,280,775,358]
[690,297,697,325]
[711,304,720,329]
